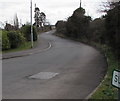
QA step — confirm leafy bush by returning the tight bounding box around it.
[88,18,106,44]
[7,31,25,48]
[2,31,10,50]
[55,20,67,34]
[21,25,37,41]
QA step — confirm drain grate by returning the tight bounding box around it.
[28,72,59,80]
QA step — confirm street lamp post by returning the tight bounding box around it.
[30,0,33,48]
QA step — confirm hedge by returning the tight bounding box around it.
[21,25,37,41]
[2,31,10,50]
[7,31,25,48]
[2,31,25,50]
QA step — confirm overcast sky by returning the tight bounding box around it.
[0,0,111,27]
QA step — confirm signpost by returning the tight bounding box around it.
[112,70,120,99]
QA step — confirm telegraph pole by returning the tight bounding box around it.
[80,0,82,8]
[30,0,33,48]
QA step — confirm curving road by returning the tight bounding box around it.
[3,30,107,99]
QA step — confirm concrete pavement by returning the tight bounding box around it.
[2,32,51,60]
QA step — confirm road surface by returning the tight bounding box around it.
[3,30,107,99]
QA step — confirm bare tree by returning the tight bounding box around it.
[100,0,120,12]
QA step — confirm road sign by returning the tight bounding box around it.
[112,70,120,88]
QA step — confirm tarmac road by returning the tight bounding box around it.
[2,30,107,99]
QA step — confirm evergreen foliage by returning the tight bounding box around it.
[2,31,25,50]
[2,31,10,50]
[56,2,120,59]
[21,25,38,41]
[105,2,120,58]
[7,31,25,48]
[66,7,91,39]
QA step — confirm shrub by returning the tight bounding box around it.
[88,18,106,44]
[21,25,37,41]
[2,31,10,50]
[33,26,37,41]
[105,3,120,59]
[55,20,67,34]
[7,31,25,48]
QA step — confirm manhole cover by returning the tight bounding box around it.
[28,72,59,79]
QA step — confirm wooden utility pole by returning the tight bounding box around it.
[30,0,33,48]
[80,0,82,8]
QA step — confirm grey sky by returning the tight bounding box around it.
[0,0,108,26]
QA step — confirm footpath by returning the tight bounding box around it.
[2,36,51,60]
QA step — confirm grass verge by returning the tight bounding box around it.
[3,41,38,53]
[54,32,119,99]
[89,43,118,99]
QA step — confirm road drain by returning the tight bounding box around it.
[28,72,59,80]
